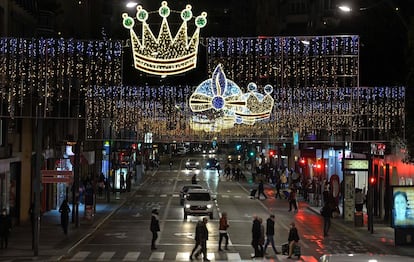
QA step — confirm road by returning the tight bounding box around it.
[59,154,397,261]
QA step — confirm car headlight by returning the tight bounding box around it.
[196,162,199,165]
[186,162,190,165]
[207,204,212,209]
[185,204,191,208]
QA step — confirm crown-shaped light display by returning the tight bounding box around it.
[122,1,207,76]
[189,64,274,131]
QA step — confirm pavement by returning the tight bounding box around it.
[1,170,413,261]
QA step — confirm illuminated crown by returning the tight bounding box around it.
[189,64,274,131]
[122,1,207,76]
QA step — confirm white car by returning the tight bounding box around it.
[183,188,214,219]
[179,184,203,205]
[185,158,200,169]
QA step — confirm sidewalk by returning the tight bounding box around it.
[0,191,133,261]
[306,202,414,257]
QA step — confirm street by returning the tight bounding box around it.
[59,156,400,261]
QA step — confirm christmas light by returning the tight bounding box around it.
[122,1,207,76]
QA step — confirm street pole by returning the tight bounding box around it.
[74,141,80,227]
[33,109,42,256]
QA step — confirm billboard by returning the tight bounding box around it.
[392,186,414,227]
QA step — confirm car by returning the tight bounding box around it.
[185,158,200,169]
[179,184,203,205]
[205,158,218,169]
[319,254,414,262]
[183,188,214,220]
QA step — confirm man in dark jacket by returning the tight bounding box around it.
[190,217,210,261]
[150,209,160,250]
[0,208,12,249]
[251,215,262,258]
[263,214,280,255]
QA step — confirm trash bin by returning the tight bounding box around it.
[354,211,363,227]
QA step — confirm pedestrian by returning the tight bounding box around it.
[259,217,265,257]
[150,209,160,250]
[288,187,298,212]
[120,173,125,192]
[0,208,12,249]
[218,212,229,251]
[275,180,282,199]
[287,222,300,259]
[251,215,262,258]
[190,217,210,261]
[59,199,71,235]
[192,174,197,184]
[263,214,280,255]
[258,180,268,199]
[321,200,333,237]
[355,188,365,212]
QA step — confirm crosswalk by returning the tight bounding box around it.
[67,251,318,261]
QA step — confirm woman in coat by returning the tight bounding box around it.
[287,222,300,258]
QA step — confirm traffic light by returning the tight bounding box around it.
[249,150,255,157]
[269,149,275,157]
[299,158,306,167]
[369,176,376,185]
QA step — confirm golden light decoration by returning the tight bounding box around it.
[122,1,207,76]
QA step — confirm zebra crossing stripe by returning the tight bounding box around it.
[149,251,165,261]
[123,251,140,261]
[69,251,318,261]
[97,251,115,261]
[226,252,241,261]
[70,251,90,261]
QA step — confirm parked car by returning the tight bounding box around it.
[185,158,200,169]
[183,188,214,219]
[319,254,414,262]
[179,184,203,205]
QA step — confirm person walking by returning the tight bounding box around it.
[259,217,265,257]
[321,201,333,237]
[288,187,298,212]
[150,209,160,250]
[190,217,210,261]
[263,214,281,255]
[120,173,125,192]
[287,222,300,259]
[59,199,71,235]
[275,180,282,199]
[0,208,12,249]
[218,212,229,251]
[251,215,262,258]
[192,174,197,184]
[258,180,268,199]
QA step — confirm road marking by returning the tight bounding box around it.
[70,251,90,261]
[97,251,115,261]
[149,251,165,261]
[227,252,241,261]
[123,251,140,261]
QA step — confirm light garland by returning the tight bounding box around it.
[122,1,207,77]
[0,36,405,143]
[0,38,122,120]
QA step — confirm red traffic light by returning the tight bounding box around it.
[269,150,275,156]
[369,176,376,185]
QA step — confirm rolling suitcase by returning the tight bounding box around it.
[281,242,301,258]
